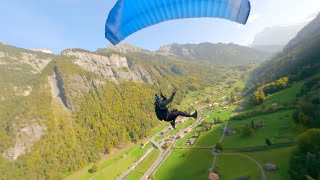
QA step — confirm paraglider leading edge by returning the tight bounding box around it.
[105,0,251,45]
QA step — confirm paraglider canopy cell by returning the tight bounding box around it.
[105,0,251,45]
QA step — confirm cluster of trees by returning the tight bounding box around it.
[251,77,289,105]
[201,121,214,132]
[251,88,266,105]
[289,129,320,179]
[293,76,320,128]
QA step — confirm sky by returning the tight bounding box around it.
[0,0,319,54]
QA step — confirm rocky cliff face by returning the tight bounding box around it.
[107,43,151,54]
[0,51,51,74]
[0,44,53,101]
[62,49,153,83]
[3,123,47,160]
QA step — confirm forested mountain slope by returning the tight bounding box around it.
[247,13,320,92]
[0,43,248,179]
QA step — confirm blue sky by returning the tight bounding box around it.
[0,0,319,54]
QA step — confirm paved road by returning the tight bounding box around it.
[150,137,164,154]
[218,121,229,143]
[117,136,165,180]
[117,147,154,180]
[90,109,205,180]
[141,137,177,180]
[89,146,139,180]
[141,109,205,180]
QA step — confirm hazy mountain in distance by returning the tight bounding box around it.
[156,42,271,64]
[251,23,307,53]
[284,12,320,53]
[251,12,320,54]
[247,12,320,90]
[96,42,271,65]
[251,45,285,54]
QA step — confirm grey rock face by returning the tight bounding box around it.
[3,123,47,160]
[62,50,152,83]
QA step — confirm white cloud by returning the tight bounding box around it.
[236,24,244,29]
[248,13,261,23]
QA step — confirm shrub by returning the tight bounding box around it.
[289,129,320,179]
[243,124,254,137]
[265,138,272,146]
[89,163,98,173]
[215,142,223,151]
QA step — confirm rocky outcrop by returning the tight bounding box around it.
[32,48,53,54]
[53,67,73,110]
[107,43,151,54]
[20,52,51,73]
[62,50,153,83]
[3,123,47,160]
[13,86,32,97]
[48,73,70,111]
[265,164,277,171]
[0,52,5,59]
[0,51,51,73]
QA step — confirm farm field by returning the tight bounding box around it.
[154,80,304,180]
[154,149,213,180]
[215,154,261,180]
[222,110,298,148]
[243,147,294,180]
[126,149,160,180]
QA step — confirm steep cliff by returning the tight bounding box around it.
[62,49,153,83]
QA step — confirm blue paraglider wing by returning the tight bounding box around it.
[105,0,251,45]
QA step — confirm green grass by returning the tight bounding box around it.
[175,125,202,147]
[244,81,304,113]
[215,154,261,180]
[65,143,151,180]
[95,144,152,179]
[222,110,298,148]
[65,144,137,180]
[154,149,213,180]
[243,147,294,180]
[154,81,303,180]
[126,149,160,180]
[178,86,227,111]
[149,124,167,138]
[263,82,303,106]
[227,82,245,96]
[155,118,195,143]
[168,118,194,136]
[193,124,224,146]
[66,120,168,180]
[205,106,236,122]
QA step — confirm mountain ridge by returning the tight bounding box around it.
[247,12,320,92]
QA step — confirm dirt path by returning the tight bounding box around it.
[211,120,267,180]
[217,153,267,180]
